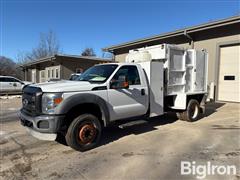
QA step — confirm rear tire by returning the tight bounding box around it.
[65,114,102,152]
[177,99,200,122]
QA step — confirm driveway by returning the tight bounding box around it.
[0,96,22,123]
[0,97,239,180]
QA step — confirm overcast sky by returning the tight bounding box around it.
[1,0,239,61]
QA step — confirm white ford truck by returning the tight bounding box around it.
[19,44,208,151]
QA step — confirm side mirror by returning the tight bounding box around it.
[110,75,129,89]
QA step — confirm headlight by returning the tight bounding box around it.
[42,93,63,114]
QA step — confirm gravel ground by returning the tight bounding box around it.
[0,98,240,180]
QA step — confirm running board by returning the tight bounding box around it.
[118,120,148,129]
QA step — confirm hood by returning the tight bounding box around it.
[30,80,103,92]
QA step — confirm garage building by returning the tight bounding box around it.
[103,16,240,102]
[21,54,111,83]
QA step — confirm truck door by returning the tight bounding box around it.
[108,65,149,120]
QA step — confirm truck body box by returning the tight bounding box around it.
[126,44,208,111]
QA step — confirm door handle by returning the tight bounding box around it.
[141,89,145,96]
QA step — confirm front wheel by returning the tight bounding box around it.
[65,114,102,151]
[177,99,200,122]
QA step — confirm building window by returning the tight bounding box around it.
[52,69,54,78]
[46,65,60,80]
[56,69,59,78]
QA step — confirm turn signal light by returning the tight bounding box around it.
[54,97,63,105]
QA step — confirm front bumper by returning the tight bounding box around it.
[18,110,65,140]
[26,127,57,141]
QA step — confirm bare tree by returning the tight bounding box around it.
[16,52,29,64]
[18,30,60,63]
[81,48,96,56]
[32,30,60,59]
[0,56,22,79]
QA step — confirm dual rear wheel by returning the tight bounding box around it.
[177,99,200,122]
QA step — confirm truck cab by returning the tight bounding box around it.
[19,44,208,151]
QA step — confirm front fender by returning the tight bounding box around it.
[55,93,110,126]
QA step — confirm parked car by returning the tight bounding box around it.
[0,76,31,94]
[69,73,82,81]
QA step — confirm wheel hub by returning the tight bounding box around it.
[79,124,97,144]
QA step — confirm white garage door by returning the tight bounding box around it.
[218,44,240,102]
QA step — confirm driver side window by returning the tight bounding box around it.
[12,78,21,83]
[6,78,15,82]
[112,66,141,85]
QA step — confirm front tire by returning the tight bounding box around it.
[65,114,102,151]
[177,99,200,122]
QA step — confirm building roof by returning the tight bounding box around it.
[21,54,112,67]
[103,15,240,52]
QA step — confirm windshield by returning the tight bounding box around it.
[77,64,118,82]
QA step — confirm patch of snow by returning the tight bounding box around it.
[0,95,22,99]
